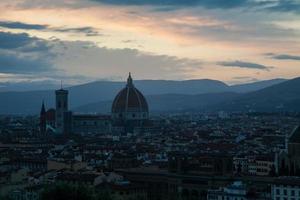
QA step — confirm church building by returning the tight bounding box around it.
[111,73,150,134]
[278,126,300,176]
[39,73,151,135]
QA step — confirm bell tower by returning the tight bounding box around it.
[40,101,46,135]
[55,85,68,134]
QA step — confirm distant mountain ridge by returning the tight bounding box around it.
[211,77,300,112]
[229,78,286,93]
[74,92,241,113]
[75,77,300,113]
[0,78,293,114]
[0,81,68,92]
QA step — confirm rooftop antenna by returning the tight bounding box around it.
[60,80,63,89]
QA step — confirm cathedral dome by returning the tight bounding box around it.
[111,73,148,120]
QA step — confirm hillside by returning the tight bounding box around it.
[213,77,300,112]
[0,78,293,114]
[74,92,240,113]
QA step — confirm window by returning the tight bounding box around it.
[291,190,295,196]
[284,189,287,195]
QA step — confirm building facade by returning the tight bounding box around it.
[271,178,300,200]
[207,181,247,200]
[72,114,111,135]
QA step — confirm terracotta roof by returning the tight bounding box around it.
[112,74,148,113]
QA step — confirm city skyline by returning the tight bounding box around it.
[1,2,300,199]
[0,0,300,85]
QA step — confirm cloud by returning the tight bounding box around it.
[0,21,47,30]
[8,0,300,15]
[0,32,35,49]
[268,53,300,61]
[232,76,252,80]
[266,0,300,14]
[218,60,273,71]
[91,0,249,9]
[0,31,55,74]
[0,50,54,74]
[0,31,203,81]
[91,0,300,14]
[51,26,103,36]
[0,20,103,37]
[0,31,53,52]
[122,40,135,43]
[53,41,203,80]
[228,76,259,84]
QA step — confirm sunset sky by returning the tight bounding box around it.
[0,0,299,85]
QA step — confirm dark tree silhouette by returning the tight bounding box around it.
[41,183,95,200]
[269,164,276,177]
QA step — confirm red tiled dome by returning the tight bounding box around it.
[112,73,148,113]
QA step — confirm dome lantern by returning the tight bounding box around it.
[127,72,133,87]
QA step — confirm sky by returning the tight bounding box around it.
[0,0,299,85]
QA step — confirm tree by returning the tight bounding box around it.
[41,183,95,200]
[41,183,117,200]
[269,164,276,177]
[0,195,12,200]
[96,191,114,200]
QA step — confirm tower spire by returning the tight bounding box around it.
[127,72,133,87]
[40,100,46,115]
[40,100,47,135]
